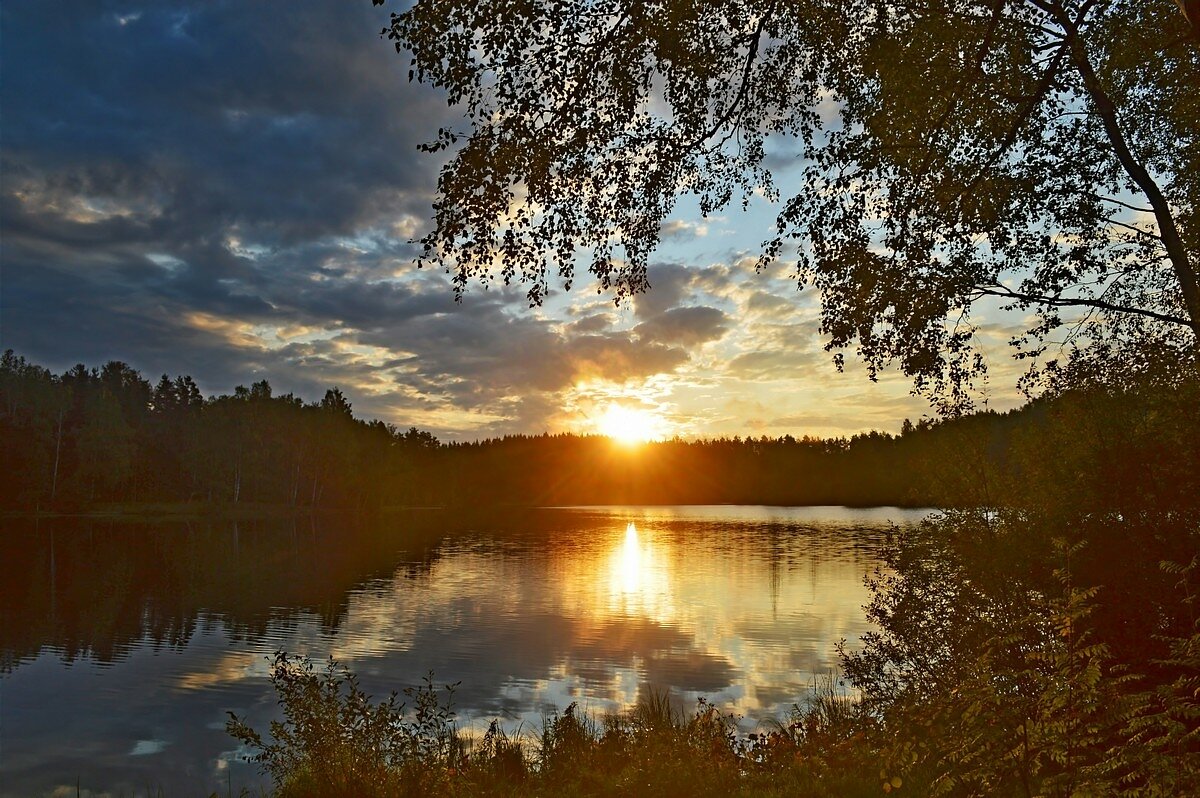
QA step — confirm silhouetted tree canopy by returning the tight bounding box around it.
[381,0,1199,407]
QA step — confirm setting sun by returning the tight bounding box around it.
[596,404,662,445]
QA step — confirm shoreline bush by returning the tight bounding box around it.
[227,655,884,797]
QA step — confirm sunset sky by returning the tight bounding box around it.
[1,1,1030,440]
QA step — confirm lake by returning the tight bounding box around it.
[0,505,929,796]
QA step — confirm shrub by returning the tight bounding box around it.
[226,652,464,797]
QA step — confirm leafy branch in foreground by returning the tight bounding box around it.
[843,511,1200,796]
[381,0,1199,409]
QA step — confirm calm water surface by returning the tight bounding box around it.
[0,505,928,796]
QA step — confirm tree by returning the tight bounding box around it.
[0,351,66,506]
[75,389,135,501]
[381,0,1198,407]
[320,387,354,417]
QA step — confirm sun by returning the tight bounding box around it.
[596,404,662,445]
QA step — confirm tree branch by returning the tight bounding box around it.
[1031,0,1200,334]
[684,6,773,151]
[1093,193,1152,214]
[973,284,1191,327]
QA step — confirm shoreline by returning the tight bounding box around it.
[1,499,947,521]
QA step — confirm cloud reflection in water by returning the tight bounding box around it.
[0,506,929,796]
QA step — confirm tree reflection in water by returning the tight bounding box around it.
[0,506,926,796]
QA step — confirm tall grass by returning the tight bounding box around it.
[227,654,883,797]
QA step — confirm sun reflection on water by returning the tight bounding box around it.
[607,521,673,619]
[617,522,640,593]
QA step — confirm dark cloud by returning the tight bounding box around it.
[2,1,442,242]
[631,263,695,319]
[2,5,440,337]
[635,306,729,347]
[0,2,727,436]
[568,312,616,334]
[347,297,693,434]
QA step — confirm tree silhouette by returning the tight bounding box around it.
[2,349,1196,512]
[381,0,1198,406]
[321,386,353,417]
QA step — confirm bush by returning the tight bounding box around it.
[226,655,883,797]
[226,653,464,797]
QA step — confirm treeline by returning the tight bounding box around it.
[3,349,1197,513]
[434,381,1198,512]
[427,415,1045,508]
[0,351,439,512]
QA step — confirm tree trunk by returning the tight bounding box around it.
[50,408,63,502]
[1067,25,1200,336]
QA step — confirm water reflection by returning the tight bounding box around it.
[608,522,670,619]
[617,521,643,595]
[0,506,928,797]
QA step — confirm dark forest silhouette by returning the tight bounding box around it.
[1,350,436,513]
[4,349,1196,514]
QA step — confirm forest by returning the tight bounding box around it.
[4,349,1195,515]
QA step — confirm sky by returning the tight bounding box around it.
[0,1,1029,441]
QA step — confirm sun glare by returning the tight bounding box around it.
[596,404,661,445]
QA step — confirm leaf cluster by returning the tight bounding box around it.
[843,511,1200,796]
[382,0,1199,408]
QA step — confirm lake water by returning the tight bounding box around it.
[0,505,928,796]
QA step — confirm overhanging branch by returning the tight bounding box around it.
[685,5,774,151]
[1028,0,1200,334]
[973,284,1191,327]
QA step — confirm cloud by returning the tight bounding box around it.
[727,349,820,379]
[564,333,690,383]
[567,312,616,334]
[3,3,444,246]
[0,1,1022,440]
[631,263,697,319]
[0,2,721,437]
[744,289,801,319]
[658,219,708,240]
[635,306,729,347]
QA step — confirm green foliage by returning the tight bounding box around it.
[227,654,885,797]
[1100,557,1200,796]
[468,721,529,788]
[226,654,465,798]
[844,512,1200,797]
[5,351,1195,514]
[383,0,1200,406]
[0,350,441,512]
